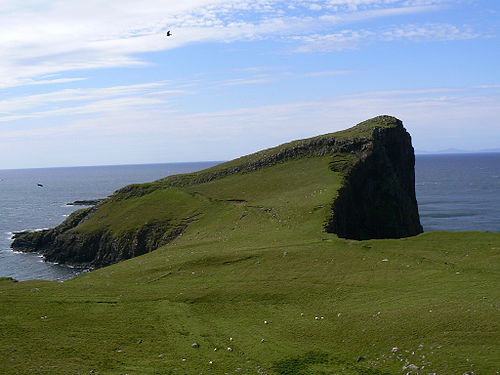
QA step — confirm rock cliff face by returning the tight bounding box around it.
[11,208,193,269]
[325,117,423,239]
[11,115,422,268]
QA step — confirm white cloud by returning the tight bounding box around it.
[0,81,182,115]
[303,69,355,77]
[293,31,364,52]
[380,23,480,42]
[293,23,481,52]
[2,85,498,164]
[221,77,276,86]
[0,0,461,87]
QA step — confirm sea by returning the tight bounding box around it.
[0,162,219,281]
[1,154,499,282]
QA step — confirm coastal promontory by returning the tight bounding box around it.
[12,115,422,268]
[2,116,500,375]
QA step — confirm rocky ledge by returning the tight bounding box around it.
[66,199,105,206]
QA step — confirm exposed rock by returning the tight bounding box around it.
[326,116,422,239]
[11,207,194,269]
[66,199,105,206]
[403,364,419,370]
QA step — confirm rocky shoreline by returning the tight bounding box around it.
[66,199,105,206]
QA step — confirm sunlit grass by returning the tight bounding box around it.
[1,121,499,374]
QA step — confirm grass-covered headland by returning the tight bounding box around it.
[2,116,499,374]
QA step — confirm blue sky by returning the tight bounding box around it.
[0,0,499,169]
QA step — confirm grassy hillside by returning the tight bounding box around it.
[1,117,499,374]
[108,115,395,200]
[1,155,499,374]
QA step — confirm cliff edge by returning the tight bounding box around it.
[12,115,422,268]
[326,116,422,239]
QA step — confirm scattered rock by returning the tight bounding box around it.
[391,347,399,353]
[402,364,419,371]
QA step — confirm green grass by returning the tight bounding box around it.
[1,151,499,374]
[108,115,399,201]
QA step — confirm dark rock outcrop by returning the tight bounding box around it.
[326,116,423,239]
[11,208,194,269]
[66,199,105,206]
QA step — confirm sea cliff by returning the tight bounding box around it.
[12,115,422,268]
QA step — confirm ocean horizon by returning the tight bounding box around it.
[1,153,499,282]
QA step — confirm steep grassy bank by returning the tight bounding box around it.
[1,116,498,374]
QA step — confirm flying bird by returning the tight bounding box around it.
[37,183,44,187]
[166,30,172,37]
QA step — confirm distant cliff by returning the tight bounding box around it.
[12,115,422,268]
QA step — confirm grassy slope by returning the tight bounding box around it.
[1,157,499,374]
[106,114,388,199]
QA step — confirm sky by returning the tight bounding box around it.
[0,0,499,169]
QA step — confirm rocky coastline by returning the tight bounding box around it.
[66,199,105,206]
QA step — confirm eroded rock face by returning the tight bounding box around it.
[326,117,423,239]
[11,209,189,269]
